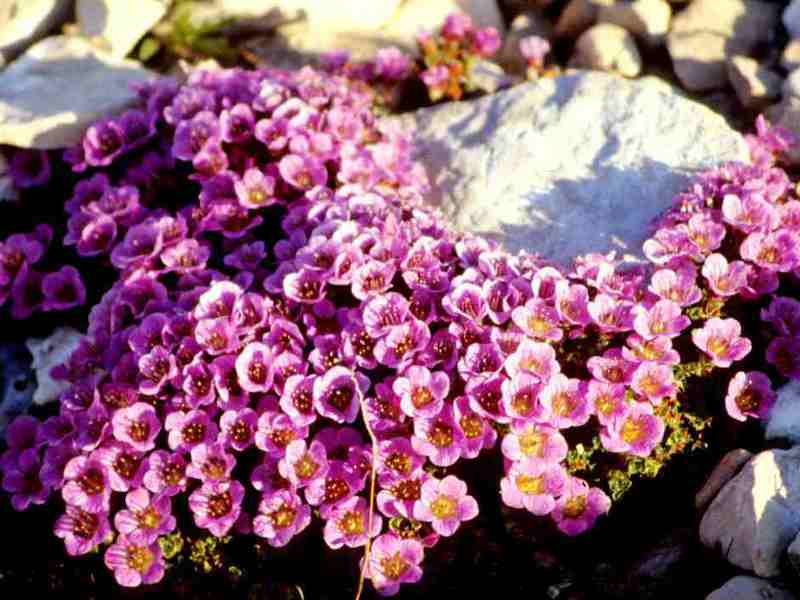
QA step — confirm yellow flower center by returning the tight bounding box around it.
[516,474,545,495]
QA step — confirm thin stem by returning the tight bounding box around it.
[355,395,379,600]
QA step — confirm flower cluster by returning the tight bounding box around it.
[1,40,799,597]
[519,35,553,80]
[417,12,501,102]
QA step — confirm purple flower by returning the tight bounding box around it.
[279,374,318,426]
[83,118,125,166]
[539,374,591,428]
[172,110,220,161]
[501,373,546,421]
[701,253,750,297]
[62,456,111,513]
[378,471,430,519]
[1,448,49,510]
[442,282,487,322]
[442,12,473,39]
[500,461,567,516]
[112,403,160,452]
[501,422,567,466]
[375,47,413,80]
[352,259,397,301]
[633,300,690,340]
[94,441,146,492]
[692,317,752,368]
[393,366,449,419]
[631,361,677,404]
[323,496,382,548]
[114,488,176,545]
[284,267,327,304]
[762,296,800,337]
[8,148,51,187]
[235,342,274,393]
[279,154,327,191]
[766,336,800,379]
[220,103,255,143]
[588,294,634,332]
[512,298,563,341]
[255,411,308,457]
[253,489,311,547]
[413,475,477,536]
[234,168,276,209]
[54,505,112,556]
[600,403,664,457]
[362,293,410,338]
[137,346,178,395]
[587,349,636,384]
[104,534,165,587]
[725,371,776,421]
[554,281,591,326]
[374,319,430,369]
[365,534,424,596]
[551,477,611,536]
[623,334,680,366]
[279,439,329,488]
[420,65,450,91]
[377,438,425,487]
[188,479,245,537]
[187,442,235,483]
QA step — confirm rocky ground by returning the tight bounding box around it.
[3,1,800,599]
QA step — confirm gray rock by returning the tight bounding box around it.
[706,576,796,600]
[0,342,35,435]
[77,0,170,58]
[0,0,72,67]
[789,531,800,577]
[667,0,781,92]
[782,40,800,72]
[394,71,747,264]
[25,327,83,405]
[569,23,642,78]
[727,56,783,110]
[696,448,754,511]
[766,71,800,165]
[0,35,153,149]
[700,448,800,577]
[555,0,613,38]
[765,379,800,444]
[499,10,553,77]
[785,0,800,40]
[597,0,672,47]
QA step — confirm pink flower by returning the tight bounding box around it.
[279,439,329,488]
[453,395,497,458]
[520,35,551,68]
[701,253,750,297]
[633,300,690,340]
[323,496,382,548]
[600,403,664,457]
[255,411,308,457]
[512,298,563,341]
[413,475,478,536]
[114,488,176,544]
[505,339,560,381]
[218,408,258,451]
[377,437,425,487]
[539,374,591,428]
[62,456,111,513]
[104,534,165,587]
[253,489,312,547]
[364,534,424,596]
[411,404,464,467]
[622,334,680,366]
[393,365,449,419]
[551,477,611,536]
[187,442,235,483]
[279,374,318,426]
[501,373,546,421]
[313,366,369,423]
[142,450,187,496]
[304,461,360,517]
[235,341,274,393]
[725,371,776,422]
[378,471,431,519]
[691,317,752,368]
[500,461,567,516]
[188,479,245,536]
[631,361,677,404]
[54,505,112,556]
[740,230,800,272]
[501,422,567,466]
[165,409,219,452]
[586,380,628,425]
[648,267,702,307]
[111,402,160,452]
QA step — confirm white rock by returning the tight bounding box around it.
[597,0,672,47]
[0,0,72,67]
[0,35,153,149]
[25,327,82,405]
[77,0,170,58]
[570,23,642,78]
[706,576,796,600]
[394,72,747,264]
[785,0,800,40]
[765,379,800,444]
[700,448,800,577]
[782,39,800,72]
[727,55,783,110]
[667,0,780,92]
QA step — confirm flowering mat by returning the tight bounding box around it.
[2,29,800,600]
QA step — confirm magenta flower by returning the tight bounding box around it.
[165,409,219,452]
[554,281,591,326]
[114,488,176,544]
[691,317,752,368]
[377,438,425,487]
[539,374,591,428]
[442,12,473,39]
[551,477,611,536]
[304,461,360,516]
[253,489,312,547]
[378,471,431,519]
[62,456,111,513]
[137,345,178,395]
[187,442,235,483]
[500,461,567,516]
[413,475,477,536]
[54,505,112,556]
[362,293,410,338]
[412,404,464,467]
[458,342,503,377]
[512,298,563,341]
[323,496,382,548]
[588,294,634,332]
[188,479,245,537]
[313,366,368,423]
[631,361,677,404]
[393,366,449,419]
[473,26,501,57]
[352,259,397,301]
[142,450,187,497]
[280,374,318,426]
[284,267,327,304]
[725,371,776,421]
[420,65,450,91]
[374,318,430,369]
[220,103,255,143]
[453,396,497,458]
[104,534,165,587]
[501,422,567,466]
[255,411,308,457]
[111,402,160,452]
[172,110,220,161]
[721,193,779,233]
[501,373,546,421]
[633,300,690,340]
[600,403,665,457]
[701,254,750,297]
[1,448,49,510]
[218,408,257,451]
[442,282,487,322]
[622,334,680,366]
[279,439,329,488]
[365,534,424,596]
[94,441,147,492]
[235,342,274,393]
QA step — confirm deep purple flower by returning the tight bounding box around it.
[725,371,776,421]
[1,448,49,510]
[761,296,800,337]
[54,505,112,556]
[104,534,164,587]
[551,477,611,536]
[692,317,752,368]
[253,489,312,547]
[114,488,176,544]
[188,479,245,537]
[766,336,800,378]
[500,461,567,516]
[172,110,220,161]
[83,118,126,166]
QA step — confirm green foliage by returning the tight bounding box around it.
[162,1,237,63]
[159,532,185,560]
[189,535,232,574]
